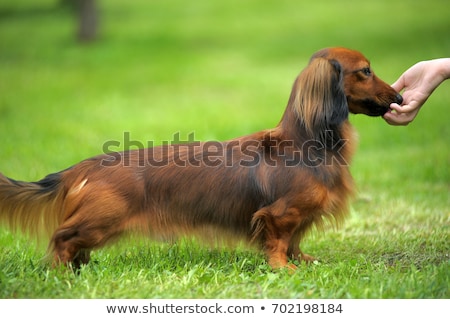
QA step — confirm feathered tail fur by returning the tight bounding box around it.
[0,172,65,245]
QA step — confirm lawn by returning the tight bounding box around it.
[0,0,448,298]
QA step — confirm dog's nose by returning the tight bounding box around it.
[395,93,403,105]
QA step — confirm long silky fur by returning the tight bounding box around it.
[0,56,359,269]
[0,173,65,244]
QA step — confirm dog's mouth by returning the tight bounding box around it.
[359,94,403,117]
[368,105,390,117]
[353,99,391,117]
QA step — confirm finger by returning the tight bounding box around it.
[383,111,411,126]
[384,105,420,125]
[389,101,419,114]
[391,76,405,93]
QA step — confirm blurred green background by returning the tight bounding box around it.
[0,0,448,298]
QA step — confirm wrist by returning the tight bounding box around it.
[422,58,450,92]
[432,58,450,81]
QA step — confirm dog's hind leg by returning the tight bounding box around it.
[51,214,125,268]
[74,249,92,268]
[50,195,130,268]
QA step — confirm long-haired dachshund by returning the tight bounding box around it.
[0,47,402,270]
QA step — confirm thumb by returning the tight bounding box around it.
[391,76,405,93]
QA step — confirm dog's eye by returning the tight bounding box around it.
[362,67,372,76]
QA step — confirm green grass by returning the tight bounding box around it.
[0,0,449,298]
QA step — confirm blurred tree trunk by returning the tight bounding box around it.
[77,0,98,42]
[60,0,99,42]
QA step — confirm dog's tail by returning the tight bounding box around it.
[0,172,66,243]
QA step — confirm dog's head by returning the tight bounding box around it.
[310,47,403,116]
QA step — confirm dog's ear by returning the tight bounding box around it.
[326,59,349,127]
[309,47,329,61]
[292,58,348,139]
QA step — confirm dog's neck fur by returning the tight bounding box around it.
[277,95,349,150]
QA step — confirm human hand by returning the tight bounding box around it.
[384,58,450,126]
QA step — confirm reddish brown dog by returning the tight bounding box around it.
[0,48,402,270]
